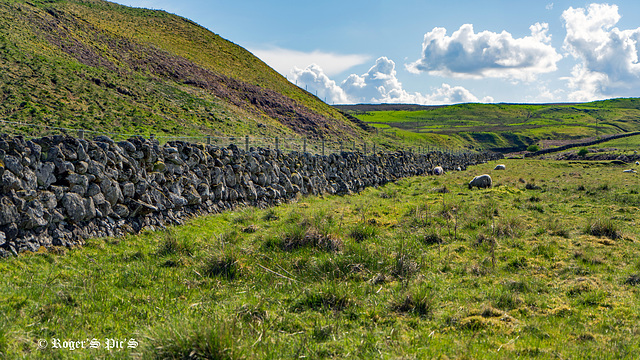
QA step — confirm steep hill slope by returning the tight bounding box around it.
[0,0,367,140]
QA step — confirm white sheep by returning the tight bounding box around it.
[433,166,444,175]
[623,169,637,173]
[469,174,492,189]
[494,164,506,170]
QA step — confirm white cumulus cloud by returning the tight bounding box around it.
[251,47,370,77]
[407,23,562,81]
[290,64,350,104]
[291,57,486,105]
[562,3,640,101]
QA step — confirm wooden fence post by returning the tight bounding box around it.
[245,135,249,152]
[303,138,307,153]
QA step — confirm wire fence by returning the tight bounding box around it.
[0,119,473,156]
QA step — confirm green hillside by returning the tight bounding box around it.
[338,99,640,152]
[0,0,367,141]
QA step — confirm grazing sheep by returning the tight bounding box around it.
[456,166,462,171]
[636,161,640,166]
[468,174,492,189]
[433,166,444,175]
[494,164,506,170]
[623,169,637,173]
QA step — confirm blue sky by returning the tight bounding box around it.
[111,0,640,105]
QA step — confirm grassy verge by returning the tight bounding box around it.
[1,159,640,358]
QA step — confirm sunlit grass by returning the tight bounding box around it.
[2,159,640,358]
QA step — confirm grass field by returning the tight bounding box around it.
[341,99,640,151]
[1,159,640,359]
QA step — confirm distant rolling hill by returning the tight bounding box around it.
[0,0,369,141]
[337,99,640,152]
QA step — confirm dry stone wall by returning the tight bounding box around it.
[0,134,502,257]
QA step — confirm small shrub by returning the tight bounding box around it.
[578,148,589,157]
[527,144,540,152]
[584,217,621,239]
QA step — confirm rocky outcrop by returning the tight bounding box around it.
[0,133,502,257]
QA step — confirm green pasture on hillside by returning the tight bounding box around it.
[343,100,640,151]
[1,159,640,359]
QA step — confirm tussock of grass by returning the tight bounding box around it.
[203,252,240,280]
[391,284,435,317]
[262,208,279,221]
[292,287,351,312]
[494,216,525,238]
[422,232,444,245]
[145,319,239,360]
[155,230,195,257]
[584,217,622,239]
[348,223,377,242]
